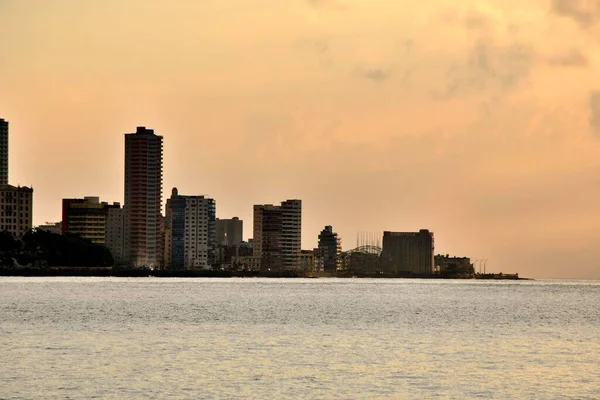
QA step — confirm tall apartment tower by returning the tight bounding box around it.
[253,199,301,271]
[164,188,216,269]
[0,118,8,185]
[124,127,163,269]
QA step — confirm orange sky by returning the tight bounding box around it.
[1,0,600,278]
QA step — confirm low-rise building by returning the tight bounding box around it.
[434,254,473,276]
[35,221,62,235]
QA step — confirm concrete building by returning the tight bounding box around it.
[164,188,216,270]
[434,254,473,276]
[124,126,163,269]
[106,206,125,265]
[0,119,8,185]
[231,255,261,271]
[253,199,302,271]
[216,217,243,246]
[61,197,120,245]
[318,225,342,272]
[300,249,315,273]
[35,222,62,234]
[381,230,434,275]
[0,184,33,237]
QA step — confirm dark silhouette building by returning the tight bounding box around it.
[0,118,8,185]
[253,200,302,271]
[216,217,243,246]
[381,229,434,275]
[317,225,342,272]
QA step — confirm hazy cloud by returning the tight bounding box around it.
[355,67,392,83]
[552,0,600,28]
[547,48,589,67]
[306,0,345,9]
[590,91,600,136]
[441,40,535,98]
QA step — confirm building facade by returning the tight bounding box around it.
[124,126,163,269]
[0,184,33,237]
[61,197,120,245]
[253,200,302,271]
[164,188,216,270]
[380,229,434,275]
[434,254,473,276]
[317,225,342,272]
[215,217,243,246]
[106,206,125,265]
[35,221,62,234]
[0,118,8,185]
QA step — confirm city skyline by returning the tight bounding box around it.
[1,1,600,278]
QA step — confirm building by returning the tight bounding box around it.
[35,222,62,234]
[380,230,434,275]
[253,199,302,271]
[61,197,120,245]
[0,184,33,237]
[215,217,243,246]
[231,255,261,271]
[106,207,125,265]
[434,255,473,276]
[164,188,216,270]
[0,119,8,185]
[317,225,342,272]
[124,126,163,269]
[300,249,315,273]
[215,241,253,269]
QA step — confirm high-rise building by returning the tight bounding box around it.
[0,184,33,237]
[0,119,8,185]
[253,199,301,271]
[124,126,163,269]
[215,217,243,246]
[61,197,120,245]
[164,188,216,270]
[106,206,125,265]
[380,229,434,275]
[318,225,342,272]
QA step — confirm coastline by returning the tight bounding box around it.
[0,267,528,280]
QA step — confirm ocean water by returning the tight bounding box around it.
[0,278,598,399]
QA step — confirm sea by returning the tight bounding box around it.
[0,277,598,399]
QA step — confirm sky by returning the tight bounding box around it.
[1,0,600,278]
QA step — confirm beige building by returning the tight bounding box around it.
[0,184,33,237]
[62,197,120,245]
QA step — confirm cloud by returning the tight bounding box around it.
[306,0,346,9]
[355,67,392,83]
[547,48,589,67]
[551,0,600,28]
[441,39,535,98]
[590,91,600,136]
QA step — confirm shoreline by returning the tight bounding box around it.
[0,267,528,280]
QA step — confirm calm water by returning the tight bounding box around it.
[0,278,598,399]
